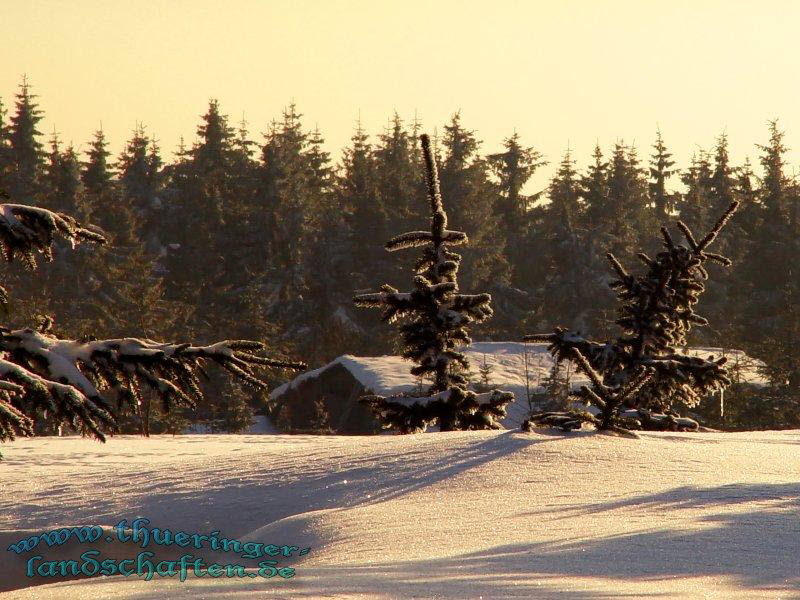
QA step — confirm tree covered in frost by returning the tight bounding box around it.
[0,193,306,453]
[354,133,513,433]
[524,201,739,436]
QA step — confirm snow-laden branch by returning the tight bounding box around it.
[0,196,107,310]
[361,389,514,434]
[0,328,306,442]
[386,229,468,252]
[0,198,106,267]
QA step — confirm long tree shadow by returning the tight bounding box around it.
[6,431,547,539]
[528,481,800,518]
[113,495,799,599]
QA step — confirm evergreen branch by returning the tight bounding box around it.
[579,384,606,410]
[420,134,445,231]
[569,346,607,394]
[0,329,303,438]
[697,201,739,251]
[702,252,733,266]
[523,333,556,343]
[676,221,700,252]
[385,231,433,251]
[606,252,629,280]
[0,199,106,269]
[636,253,655,268]
[616,369,653,404]
[660,226,675,249]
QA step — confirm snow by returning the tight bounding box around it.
[271,342,767,427]
[1,429,798,598]
[186,416,279,435]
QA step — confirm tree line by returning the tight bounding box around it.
[0,78,796,432]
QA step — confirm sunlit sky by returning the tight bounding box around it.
[3,0,800,191]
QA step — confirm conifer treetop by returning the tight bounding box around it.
[355,133,492,395]
[525,201,740,432]
[354,133,511,432]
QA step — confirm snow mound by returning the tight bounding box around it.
[1,430,798,598]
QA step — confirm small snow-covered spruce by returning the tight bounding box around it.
[523,201,739,435]
[354,134,513,433]
[0,193,305,453]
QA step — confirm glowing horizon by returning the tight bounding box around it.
[4,0,800,191]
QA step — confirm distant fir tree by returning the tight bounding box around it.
[43,134,86,217]
[574,144,617,336]
[311,113,424,359]
[355,134,513,433]
[694,132,746,345]
[253,104,322,334]
[734,122,800,423]
[7,78,45,203]
[488,132,546,279]
[649,129,678,218]
[438,113,510,293]
[79,128,119,248]
[710,133,737,216]
[680,150,714,234]
[737,122,797,344]
[117,125,164,225]
[81,129,114,197]
[536,149,595,331]
[0,98,10,190]
[525,202,739,436]
[169,99,255,334]
[374,114,422,236]
[339,123,386,291]
[299,125,363,364]
[580,143,611,230]
[613,142,654,252]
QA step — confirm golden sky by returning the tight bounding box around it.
[3,0,800,190]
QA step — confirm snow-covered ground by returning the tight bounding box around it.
[1,429,798,599]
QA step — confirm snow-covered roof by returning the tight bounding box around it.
[271,342,768,428]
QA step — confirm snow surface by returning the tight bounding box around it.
[271,342,768,427]
[186,416,279,435]
[1,430,798,598]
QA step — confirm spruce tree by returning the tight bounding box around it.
[82,129,114,197]
[649,129,678,218]
[574,144,617,336]
[488,132,545,277]
[252,105,316,330]
[680,150,714,234]
[438,114,510,292]
[339,123,386,291]
[374,114,422,235]
[43,135,85,217]
[735,122,800,420]
[354,134,512,433]
[580,143,611,230]
[524,201,739,436]
[0,98,10,191]
[536,149,595,331]
[7,78,45,203]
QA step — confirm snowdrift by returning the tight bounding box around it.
[1,429,798,598]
